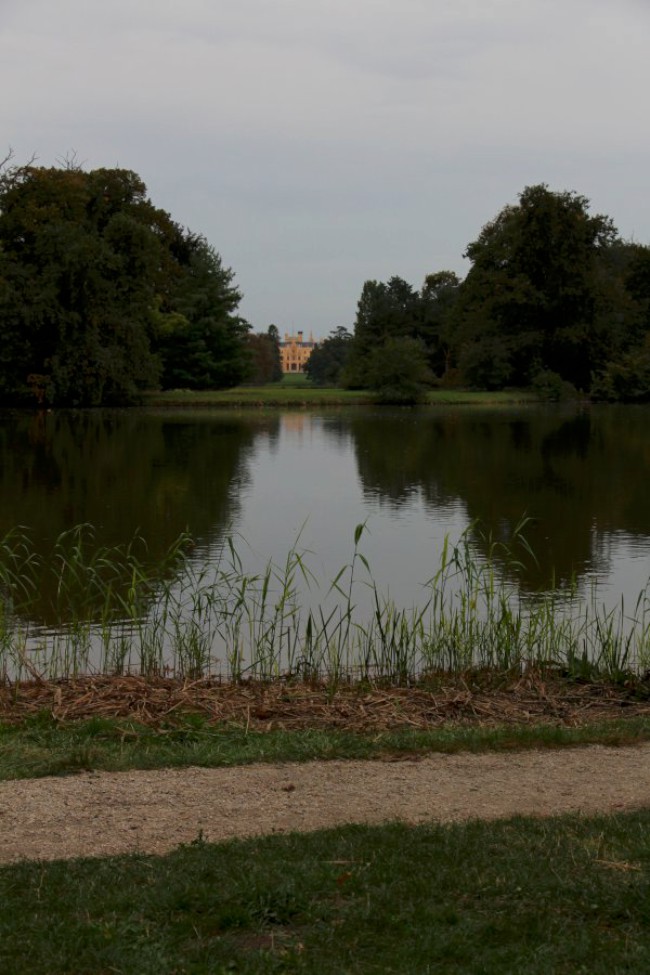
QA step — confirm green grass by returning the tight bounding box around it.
[2,713,650,782]
[2,811,650,973]
[143,385,373,407]
[144,386,539,408]
[277,373,312,387]
[425,388,539,405]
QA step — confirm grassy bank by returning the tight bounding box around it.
[144,385,539,409]
[2,704,649,781]
[2,811,649,974]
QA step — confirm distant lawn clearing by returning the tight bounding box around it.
[278,372,312,386]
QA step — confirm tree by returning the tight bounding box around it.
[0,160,249,404]
[305,326,351,386]
[458,335,514,391]
[155,234,250,390]
[364,336,433,404]
[416,270,461,378]
[451,185,625,389]
[246,326,283,384]
[624,244,650,336]
[343,277,421,387]
[591,338,650,402]
[266,325,283,382]
[0,164,167,404]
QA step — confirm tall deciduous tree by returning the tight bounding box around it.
[343,277,421,387]
[590,242,650,401]
[452,184,625,389]
[364,336,433,404]
[416,270,461,377]
[0,164,168,404]
[305,326,351,386]
[155,234,250,390]
[246,325,283,384]
[0,160,248,405]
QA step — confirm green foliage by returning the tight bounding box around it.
[0,160,248,405]
[590,246,650,400]
[304,326,351,386]
[365,335,433,404]
[458,334,514,390]
[417,269,462,375]
[343,272,460,390]
[452,184,646,391]
[343,276,421,387]
[626,243,650,317]
[530,369,578,402]
[0,165,165,404]
[245,326,282,384]
[591,339,650,402]
[344,189,650,396]
[154,233,250,390]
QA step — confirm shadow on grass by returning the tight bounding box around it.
[1,811,649,974]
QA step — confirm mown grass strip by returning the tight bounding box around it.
[144,386,374,407]
[144,386,539,408]
[2,713,650,781]
[1,811,649,974]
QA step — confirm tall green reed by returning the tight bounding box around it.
[1,520,649,684]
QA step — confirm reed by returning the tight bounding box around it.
[0,521,649,684]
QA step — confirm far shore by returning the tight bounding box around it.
[144,385,542,409]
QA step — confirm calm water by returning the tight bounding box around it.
[2,404,650,628]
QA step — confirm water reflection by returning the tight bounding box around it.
[2,405,650,631]
[326,406,650,591]
[0,410,278,623]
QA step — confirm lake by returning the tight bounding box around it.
[2,404,650,675]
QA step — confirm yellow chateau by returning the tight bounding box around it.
[279,331,317,373]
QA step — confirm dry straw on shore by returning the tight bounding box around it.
[2,672,649,731]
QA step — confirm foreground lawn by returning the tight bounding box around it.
[2,712,650,781]
[1,811,649,974]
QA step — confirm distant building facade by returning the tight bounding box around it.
[279,331,317,373]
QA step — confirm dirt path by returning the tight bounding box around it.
[2,743,650,863]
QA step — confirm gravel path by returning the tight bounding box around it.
[2,743,650,863]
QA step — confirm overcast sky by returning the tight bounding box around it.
[2,0,649,337]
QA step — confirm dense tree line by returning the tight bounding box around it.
[0,158,250,406]
[343,185,650,402]
[5,167,648,405]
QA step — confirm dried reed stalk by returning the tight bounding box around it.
[1,673,648,730]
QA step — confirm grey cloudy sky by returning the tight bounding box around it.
[2,0,649,337]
